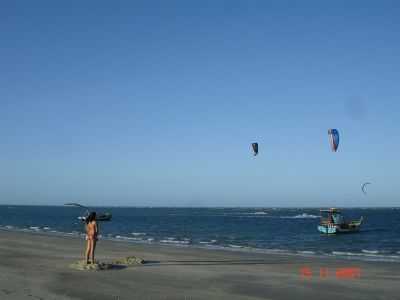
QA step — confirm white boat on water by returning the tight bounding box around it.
[318,208,363,234]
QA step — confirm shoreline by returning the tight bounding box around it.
[1,225,399,265]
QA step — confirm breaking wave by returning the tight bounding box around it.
[280,213,319,219]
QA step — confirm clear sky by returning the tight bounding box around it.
[1,1,399,206]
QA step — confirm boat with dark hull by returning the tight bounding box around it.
[78,212,112,222]
[64,203,112,222]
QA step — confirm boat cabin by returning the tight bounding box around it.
[320,208,344,225]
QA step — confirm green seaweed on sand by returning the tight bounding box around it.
[112,256,144,266]
[69,256,143,271]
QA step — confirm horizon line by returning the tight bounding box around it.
[0,204,399,209]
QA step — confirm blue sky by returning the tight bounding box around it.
[1,1,399,206]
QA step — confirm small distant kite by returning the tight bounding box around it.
[328,129,340,152]
[251,143,258,156]
[361,182,371,195]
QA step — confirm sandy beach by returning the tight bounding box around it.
[0,230,397,300]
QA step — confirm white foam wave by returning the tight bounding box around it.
[331,251,400,262]
[362,249,379,254]
[263,249,290,254]
[228,244,244,248]
[332,251,358,256]
[131,232,146,236]
[297,251,316,255]
[281,213,319,219]
[160,239,190,245]
[199,240,217,244]
[116,235,144,241]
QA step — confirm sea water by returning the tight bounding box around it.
[1,206,399,262]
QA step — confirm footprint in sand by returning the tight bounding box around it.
[2,289,13,295]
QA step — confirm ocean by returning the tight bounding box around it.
[1,206,399,262]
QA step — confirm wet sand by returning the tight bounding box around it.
[0,230,398,300]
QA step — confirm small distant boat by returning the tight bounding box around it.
[64,203,112,222]
[318,208,363,234]
[78,212,112,222]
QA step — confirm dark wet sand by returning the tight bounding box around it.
[0,230,398,300]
